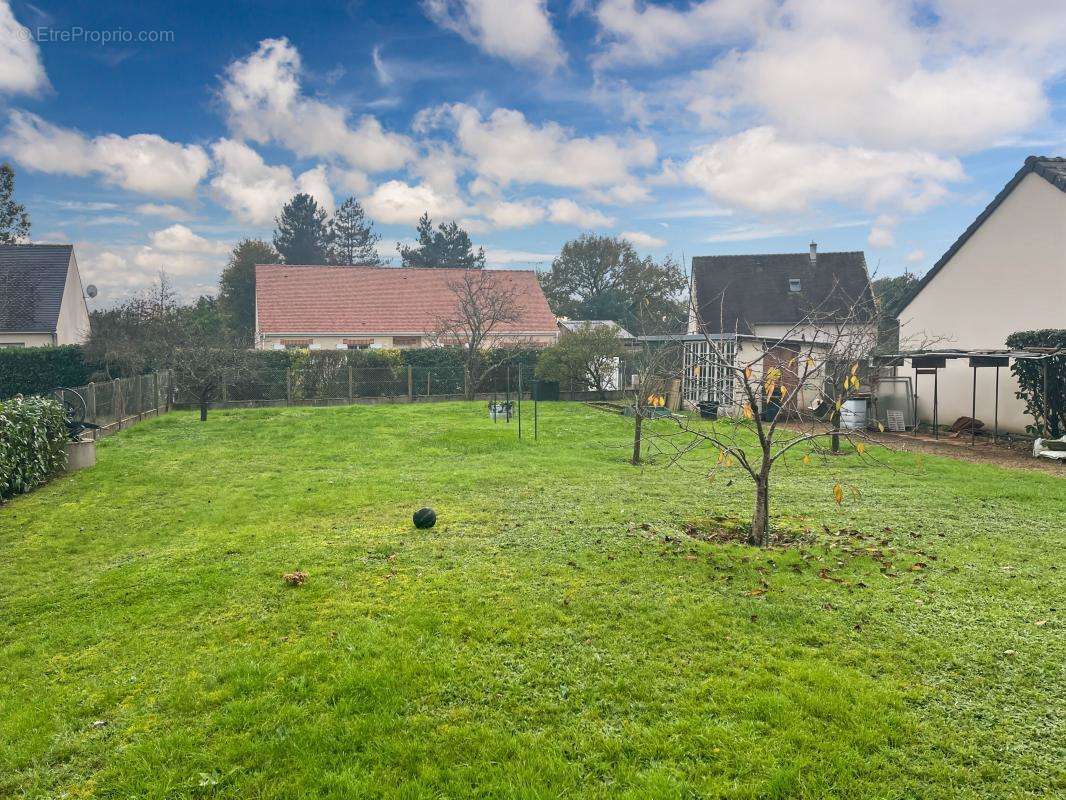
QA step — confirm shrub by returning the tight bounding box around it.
[0,395,69,501]
[0,345,94,399]
[1006,329,1066,437]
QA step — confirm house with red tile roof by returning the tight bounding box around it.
[254,264,558,350]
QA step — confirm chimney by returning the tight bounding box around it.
[809,241,817,264]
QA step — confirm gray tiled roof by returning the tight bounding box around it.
[691,250,874,335]
[898,156,1066,315]
[0,244,73,333]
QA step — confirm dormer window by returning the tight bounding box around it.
[789,278,802,293]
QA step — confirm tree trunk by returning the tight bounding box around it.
[749,472,770,546]
[199,400,208,422]
[631,410,643,465]
[830,410,841,453]
[464,366,475,401]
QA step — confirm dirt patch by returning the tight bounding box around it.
[680,517,814,548]
[869,430,1066,476]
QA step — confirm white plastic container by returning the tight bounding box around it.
[839,398,867,431]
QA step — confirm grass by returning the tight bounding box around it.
[0,401,1062,799]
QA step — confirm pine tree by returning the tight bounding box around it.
[397,213,485,268]
[0,163,30,244]
[273,194,332,264]
[329,197,383,265]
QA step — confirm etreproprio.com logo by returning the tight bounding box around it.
[7,25,175,45]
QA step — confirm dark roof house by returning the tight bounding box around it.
[0,244,91,347]
[690,244,874,335]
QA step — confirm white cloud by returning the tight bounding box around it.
[621,230,666,248]
[210,138,335,225]
[868,214,896,248]
[482,247,556,267]
[77,226,230,300]
[679,0,1056,154]
[678,126,964,214]
[591,0,769,69]
[0,111,209,198]
[221,38,415,172]
[135,203,192,221]
[0,1,48,94]
[482,199,545,228]
[429,103,656,194]
[547,198,615,228]
[906,248,925,264]
[423,0,566,70]
[362,179,471,226]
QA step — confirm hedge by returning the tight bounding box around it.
[0,345,94,400]
[1006,329,1066,437]
[0,395,69,501]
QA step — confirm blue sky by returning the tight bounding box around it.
[1,0,1064,305]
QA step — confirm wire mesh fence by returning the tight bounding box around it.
[64,371,172,439]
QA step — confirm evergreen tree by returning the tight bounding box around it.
[0,163,30,244]
[273,194,332,264]
[330,197,383,265]
[397,213,485,268]
[218,238,280,343]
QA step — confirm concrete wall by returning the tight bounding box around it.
[898,172,1066,433]
[55,251,91,345]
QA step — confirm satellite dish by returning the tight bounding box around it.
[85,285,98,298]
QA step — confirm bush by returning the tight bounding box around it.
[1006,329,1066,437]
[0,395,69,501]
[0,346,94,399]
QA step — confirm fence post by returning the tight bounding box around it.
[137,374,144,420]
[153,372,159,415]
[426,371,431,398]
[166,370,172,412]
[115,378,124,430]
[286,368,293,405]
[87,382,97,439]
[407,365,414,402]
[348,365,353,405]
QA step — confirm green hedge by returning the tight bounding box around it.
[1006,329,1066,437]
[0,346,94,400]
[0,395,69,501]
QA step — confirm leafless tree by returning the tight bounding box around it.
[650,285,885,546]
[429,270,521,400]
[172,337,250,422]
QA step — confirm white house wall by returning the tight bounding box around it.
[54,252,91,345]
[899,172,1066,433]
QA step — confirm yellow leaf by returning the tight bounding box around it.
[742,403,754,420]
[725,456,734,468]
[744,366,753,381]
[802,454,811,465]
[692,365,701,377]
[856,442,866,455]
[850,362,859,376]
[833,483,844,505]
[877,421,885,433]
[716,450,724,465]
[805,358,815,369]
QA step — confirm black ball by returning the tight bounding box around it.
[413,507,436,529]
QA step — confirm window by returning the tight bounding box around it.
[392,336,421,348]
[0,342,26,348]
[280,338,312,350]
[789,278,802,293]
[343,338,373,350]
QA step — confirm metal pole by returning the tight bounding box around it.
[912,367,918,436]
[534,380,538,441]
[1042,360,1051,438]
[517,368,522,439]
[971,366,977,447]
[933,369,939,440]
[994,366,1000,444]
[348,365,353,405]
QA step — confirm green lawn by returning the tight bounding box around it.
[1,402,1062,799]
